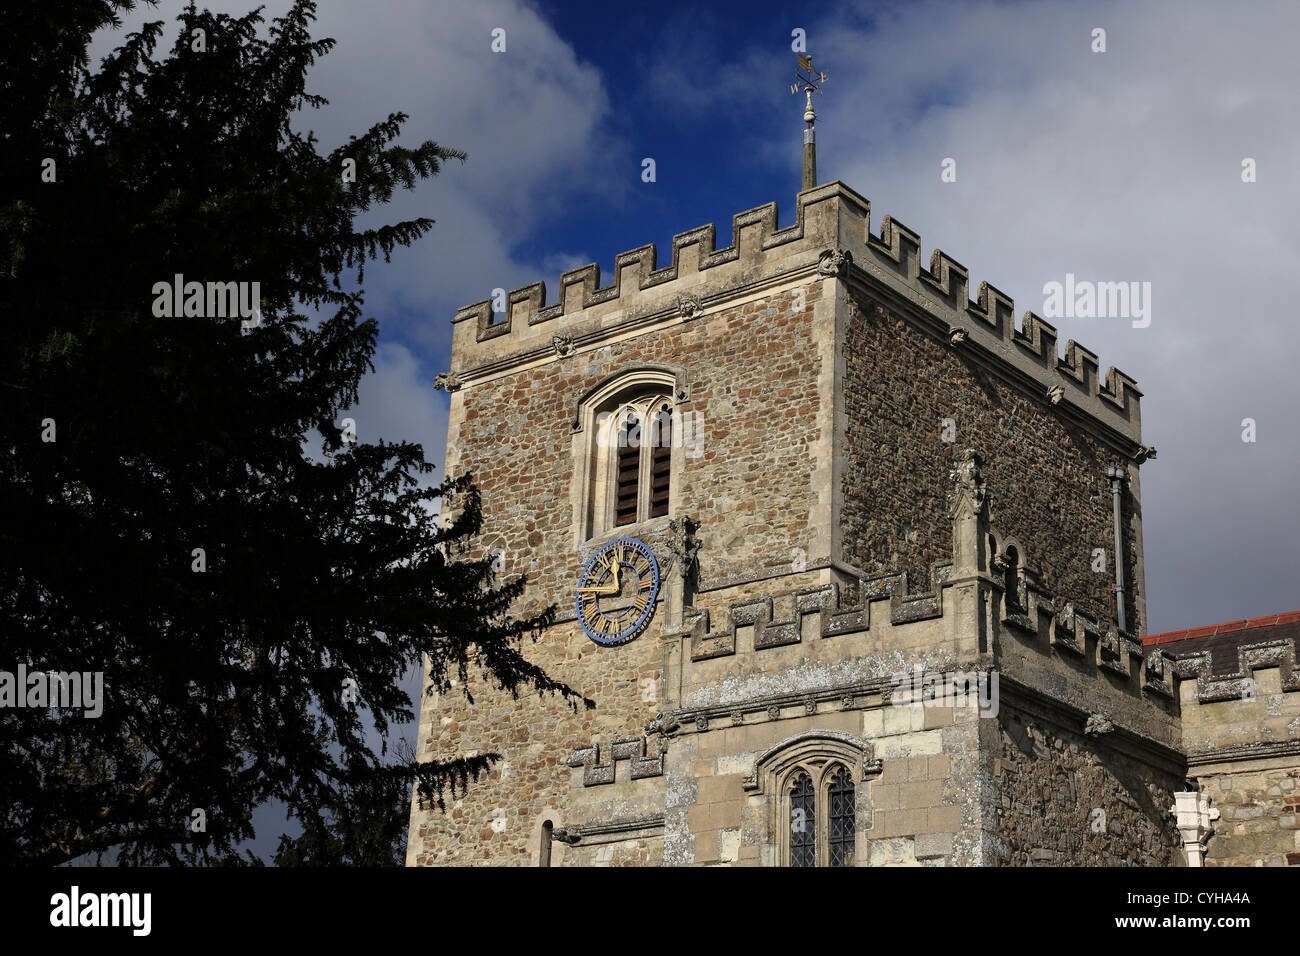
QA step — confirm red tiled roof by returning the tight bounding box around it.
[1142,611,1300,647]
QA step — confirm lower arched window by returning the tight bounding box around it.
[782,761,856,867]
[789,773,816,867]
[747,730,874,867]
[827,766,856,867]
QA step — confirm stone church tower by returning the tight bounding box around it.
[404,162,1216,865]
[408,69,1300,865]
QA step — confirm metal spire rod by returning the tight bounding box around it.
[790,54,827,193]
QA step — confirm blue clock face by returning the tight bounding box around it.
[575,537,660,646]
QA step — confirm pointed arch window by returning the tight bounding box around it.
[779,761,857,867]
[747,731,876,867]
[1003,545,1021,611]
[827,766,856,867]
[789,773,817,867]
[585,390,675,536]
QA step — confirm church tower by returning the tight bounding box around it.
[408,65,1187,866]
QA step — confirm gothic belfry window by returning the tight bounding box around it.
[614,409,641,526]
[573,369,686,542]
[586,389,675,536]
[789,772,816,867]
[648,399,672,518]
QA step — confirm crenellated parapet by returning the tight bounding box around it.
[1170,639,1300,703]
[445,181,1142,443]
[564,735,666,787]
[985,521,1168,704]
[1149,615,1300,771]
[1142,613,1300,711]
[851,204,1142,442]
[681,563,953,662]
[996,567,1166,698]
[451,195,814,342]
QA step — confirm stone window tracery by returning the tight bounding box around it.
[789,772,816,867]
[748,731,875,867]
[827,765,856,867]
[777,760,856,867]
[573,369,684,541]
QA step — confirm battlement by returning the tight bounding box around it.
[445,181,1143,442]
[1143,613,1300,705]
[1144,614,1300,768]
[681,562,954,663]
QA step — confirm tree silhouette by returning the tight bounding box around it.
[0,0,590,866]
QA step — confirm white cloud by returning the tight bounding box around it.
[90,0,622,350]
[351,341,449,478]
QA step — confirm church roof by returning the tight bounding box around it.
[1143,611,1300,676]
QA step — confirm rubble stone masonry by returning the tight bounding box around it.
[841,293,1142,632]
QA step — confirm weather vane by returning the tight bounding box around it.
[790,54,827,192]
[790,53,827,100]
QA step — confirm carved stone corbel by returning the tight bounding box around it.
[1083,713,1114,736]
[645,711,680,737]
[433,371,463,393]
[666,515,701,584]
[817,248,853,278]
[552,827,582,846]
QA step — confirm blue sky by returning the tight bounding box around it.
[86,0,1300,859]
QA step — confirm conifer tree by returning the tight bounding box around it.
[0,0,587,865]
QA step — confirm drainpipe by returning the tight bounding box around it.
[1105,463,1127,634]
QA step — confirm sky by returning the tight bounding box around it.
[86,0,1300,855]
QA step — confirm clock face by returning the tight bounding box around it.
[575,537,660,646]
